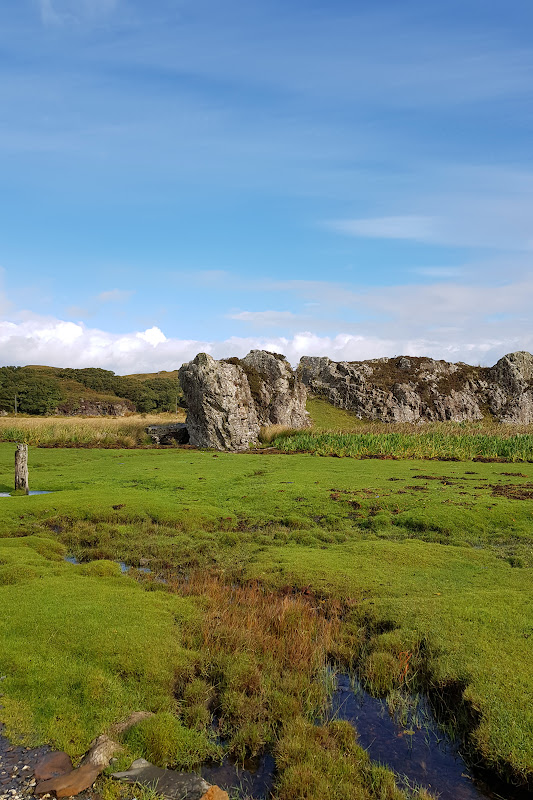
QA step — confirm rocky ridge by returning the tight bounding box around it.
[298,351,533,424]
[179,350,310,451]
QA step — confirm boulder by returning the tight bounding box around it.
[179,353,259,451]
[112,758,210,800]
[34,752,73,782]
[298,352,533,424]
[146,423,190,445]
[488,352,533,423]
[35,762,102,797]
[179,351,309,451]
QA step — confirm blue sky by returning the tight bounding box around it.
[1,0,532,372]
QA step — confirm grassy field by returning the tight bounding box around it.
[0,411,186,447]
[2,400,532,462]
[0,437,532,798]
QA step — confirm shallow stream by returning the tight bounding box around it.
[196,674,531,800]
[60,556,531,800]
[329,673,530,800]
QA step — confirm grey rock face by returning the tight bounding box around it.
[179,350,309,451]
[242,350,309,428]
[179,353,260,451]
[299,352,533,424]
[112,758,210,800]
[488,352,533,423]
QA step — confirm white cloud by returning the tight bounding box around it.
[97,289,134,303]
[328,216,436,241]
[137,326,167,346]
[0,311,530,375]
[229,310,299,326]
[38,0,118,26]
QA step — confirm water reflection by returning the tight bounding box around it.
[0,490,52,497]
[330,674,527,800]
[200,753,275,800]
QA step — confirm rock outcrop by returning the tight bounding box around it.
[55,399,134,417]
[179,350,310,451]
[298,351,533,424]
[146,422,190,445]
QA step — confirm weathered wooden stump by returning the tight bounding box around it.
[15,443,29,493]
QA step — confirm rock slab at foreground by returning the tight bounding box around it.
[299,351,533,424]
[179,350,309,451]
[113,759,210,800]
[34,763,102,797]
[33,753,73,783]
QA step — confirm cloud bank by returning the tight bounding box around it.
[0,313,528,375]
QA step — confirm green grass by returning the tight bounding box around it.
[271,428,533,461]
[0,442,532,792]
[307,396,366,431]
[0,535,199,754]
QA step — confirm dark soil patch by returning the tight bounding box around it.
[490,483,533,500]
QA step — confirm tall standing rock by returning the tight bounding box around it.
[241,350,310,428]
[179,353,260,451]
[488,351,533,423]
[179,350,310,451]
[15,443,29,493]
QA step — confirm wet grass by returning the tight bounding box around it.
[0,442,532,794]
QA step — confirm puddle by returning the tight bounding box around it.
[118,561,152,574]
[330,674,528,800]
[200,753,275,799]
[64,555,153,576]
[0,490,52,497]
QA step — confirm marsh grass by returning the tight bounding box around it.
[0,412,186,447]
[0,444,532,791]
[270,429,533,461]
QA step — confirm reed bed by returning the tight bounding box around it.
[0,412,186,447]
[270,429,533,461]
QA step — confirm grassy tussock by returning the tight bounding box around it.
[0,412,186,447]
[275,717,434,800]
[258,424,302,444]
[174,574,340,760]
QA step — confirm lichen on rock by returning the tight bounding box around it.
[298,351,533,424]
[179,350,309,451]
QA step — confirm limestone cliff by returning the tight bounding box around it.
[298,351,533,424]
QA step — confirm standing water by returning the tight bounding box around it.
[330,674,530,800]
[0,491,52,497]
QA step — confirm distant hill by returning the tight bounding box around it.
[0,365,183,416]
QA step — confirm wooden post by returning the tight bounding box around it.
[15,443,29,494]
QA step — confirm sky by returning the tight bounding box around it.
[1,0,532,373]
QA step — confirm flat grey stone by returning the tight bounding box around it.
[112,758,210,800]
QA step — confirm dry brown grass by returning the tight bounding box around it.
[0,412,186,447]
[258,424,303,444]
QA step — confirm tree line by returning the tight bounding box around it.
[0,366,184,415]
